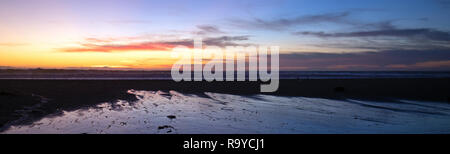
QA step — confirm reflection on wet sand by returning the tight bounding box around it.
[2,90,450,134]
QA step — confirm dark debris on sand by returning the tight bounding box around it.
[167,115,176,119]
[158,125,174,130]
[157,125,175,133]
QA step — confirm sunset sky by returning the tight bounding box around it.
[1,0,450,70]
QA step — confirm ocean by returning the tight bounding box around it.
[1,70,450,80]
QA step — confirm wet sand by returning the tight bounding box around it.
[3,89,450,134]
[0,79,449,132]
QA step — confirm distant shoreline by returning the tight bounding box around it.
[1,69,450,80]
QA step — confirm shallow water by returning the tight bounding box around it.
[2,90,450,134]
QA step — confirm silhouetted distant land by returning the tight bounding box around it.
[0,68,173,79]
[1,68,450,79]
[0,66,15,69]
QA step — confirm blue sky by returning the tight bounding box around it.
[1,0,450,70]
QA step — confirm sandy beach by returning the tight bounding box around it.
[1,78,449,133]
